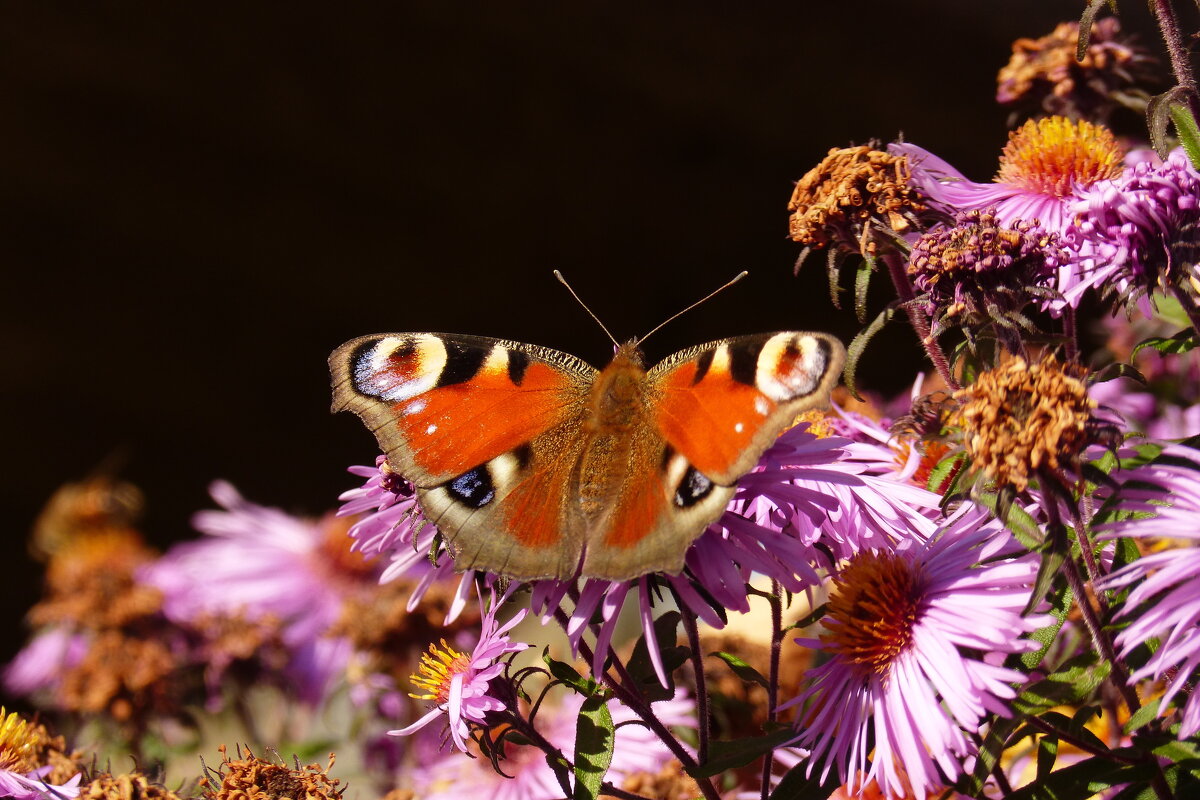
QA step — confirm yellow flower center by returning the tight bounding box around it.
[995,116,1123,197]
[409,640,471,703]
[821,551,923,677]
[0,709,39,774]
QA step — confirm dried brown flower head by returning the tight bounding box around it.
[788,146,928,257]
[951,352,1098,492]
[29,528,162,631]
[59,630,179,721]
[620,760,701,800]
[82,773,183,800]
[31,476,144,561]
[996,18,1159,123]
[200,745,343,800]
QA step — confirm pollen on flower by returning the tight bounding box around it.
[792,409,837,438]
[409,640,471,703]
[951,352,1096,492]
[995,117,1123,198]
[0,709,39,774]
[821,550,923,677]
[788,145,928,255]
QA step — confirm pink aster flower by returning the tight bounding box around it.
[407,689,695,800]
[391,591,528,753]
[786,508,1047,800]
[892,117,1126,312]
[3,629,86,699]
[1098,443,1200,737]
[1066,147,1200,308]
[141,481,384,703]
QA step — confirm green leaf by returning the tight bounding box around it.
[1090,361,1148,385]
[1170,103,1200,172]
[543,649,600,696]
[784,603,827,633]
[573,695,614,800]
[710,651,769,690]
[962,715,1022,796]
[1131,329,1199,359]
[1012,652,1111,716]
[1076,0,1114,61]
[625,611,689,701]
[973,489,1045,550]
[1123,697,1162,736]
[1148,88,1189,159]
[854,255,874,324]
[1004,755,1155,800]
[695,725,800,777]
[770,761,842,800]
[1150,736,1200,763]
[1020,572,1071,669]
[826,247,842,310]
[1036,735,1058,780]
[843,305,895,401]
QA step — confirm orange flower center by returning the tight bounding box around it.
[995,116,1123,197]
[821,551,923,677]
[409,640,471,704]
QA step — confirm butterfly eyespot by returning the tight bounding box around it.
[447,467,495,509]
[674,466,714,508]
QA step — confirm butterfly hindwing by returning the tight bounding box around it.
[329,333,597,579]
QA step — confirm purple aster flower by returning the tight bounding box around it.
[0,710,81,800]
[391,590,528,753]
[141,481,385,704]
[3,629,87,699]
[892,117,1126,312]
[1098,443,1200,737]
[341,417,943,687]
[1066,147,1200,308]
[406,689,695,799]
[786,508,1048,800]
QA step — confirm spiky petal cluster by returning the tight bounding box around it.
[907,208,1063,339]
[1066,148,1200,307]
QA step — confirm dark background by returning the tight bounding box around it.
[0,3,1169,671]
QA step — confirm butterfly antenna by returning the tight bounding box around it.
[554,270,620,348]
[638,270,749,345]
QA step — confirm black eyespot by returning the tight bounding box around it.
[674,466,714,508]
[447,467,495,509]
[437,341,487,387]
[507,349,530,385]
[729,336,767,386]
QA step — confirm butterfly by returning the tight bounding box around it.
[329,329,845,582]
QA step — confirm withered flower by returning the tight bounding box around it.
[907,208,1065,345]
[788,145,932,260]
[951,352,1115,492]
[200,745,343,800]
[82,773,183,800]
[997,19,1159,123]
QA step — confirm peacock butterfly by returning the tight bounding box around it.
[329,321,845,582]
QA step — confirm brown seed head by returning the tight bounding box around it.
[82,773,183,800]
[200,745,343,800]
[997,19,1159,122]
[30,528,162,630]
[788,146,927,256]
[620,760,702,800]
[952,352,1096,492]
[59,631,179,721]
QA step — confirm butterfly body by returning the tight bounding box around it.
[330,331,844,581]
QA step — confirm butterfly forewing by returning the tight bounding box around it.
[647,332,846,484]
[329,333,597,579]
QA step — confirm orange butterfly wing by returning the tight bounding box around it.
[329,333,596,579]
[578,332,845,580]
